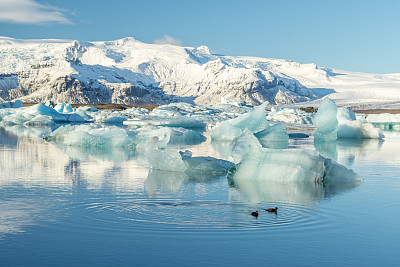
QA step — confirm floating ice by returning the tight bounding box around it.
[364,113,400,123]
[266,107,313,124]
[124,118,206,129]
[44,124,136,148]
[54,103,73,113]
[313,99,384,140]
[143,139,233,175]
[0,100,23,109]
[254,124,289,149]
[226,128,361,186]
[211,102,270,141]
[337,108,384,139]
[313,98,338,142]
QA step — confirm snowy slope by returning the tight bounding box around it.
[0,36,399,108]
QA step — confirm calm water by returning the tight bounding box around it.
[0,126,399,266]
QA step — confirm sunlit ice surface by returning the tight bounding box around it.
[0,126,399,266]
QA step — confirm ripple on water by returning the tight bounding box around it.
[55,198,341,235]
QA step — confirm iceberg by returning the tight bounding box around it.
[123,118,206,129]
[0,100,23,109]
[313,98,338,142]
[226,128,361,186]
[211,102,291,148]
[143,138,233,176]
[254,124,289,149]
[44,124,136,148]
[364,113,400,123]
[266,107,313,124]
[313,99,383,140]
[337,108,384,139]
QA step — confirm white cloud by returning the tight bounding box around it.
[153,35,182,46]
[0,0,72,25]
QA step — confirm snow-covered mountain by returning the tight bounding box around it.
[1,36,400,108]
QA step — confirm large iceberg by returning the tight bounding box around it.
[226,129,361,186]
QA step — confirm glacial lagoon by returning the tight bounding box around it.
[1,125,399,266]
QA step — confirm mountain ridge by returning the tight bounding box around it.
[1,36,400,108]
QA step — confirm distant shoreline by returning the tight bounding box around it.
[22,103,159,111]
[21,102,400,114]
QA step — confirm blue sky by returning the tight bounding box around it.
[0,0,399,73]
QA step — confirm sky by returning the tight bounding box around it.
[0,0,399,74]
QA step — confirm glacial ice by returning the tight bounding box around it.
[337,108,384,139]
[266,107,313,124]
[45,124,137,148]
[313,99,383,140]
[143,139,233,176]
[0,100,23,109]
[226,128,361,186]
[313,98,338,142]
[123,118,206,129]
[254,124,289,149]
[364,113,400,123]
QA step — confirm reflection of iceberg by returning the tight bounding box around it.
[228,175,360,205]
[145,143,234,175]
[315,138,384,166]
[2,125,53,139]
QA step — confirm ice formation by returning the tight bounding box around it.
[313,99,384,140]
[266,107,313,124]
[254,124,289,149]
[364,113,400,123]
[211,102,269,141]
[45,124,137,148]
[211,102,290,149]
[337,108,384,139]
[143,138,233,176]
[0,104,85,126]
[0,100,23,109]
[226,129,361,186]
[313,98,338,142]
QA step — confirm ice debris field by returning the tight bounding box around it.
[1,98,397,190]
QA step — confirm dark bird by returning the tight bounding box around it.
[251,211,259,217]
[266,207,278,213]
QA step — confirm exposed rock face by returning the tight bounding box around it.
[0,37,321,105]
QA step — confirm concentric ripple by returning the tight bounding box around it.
[57,198,339,235]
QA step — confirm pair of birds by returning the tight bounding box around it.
[251,207,278,217]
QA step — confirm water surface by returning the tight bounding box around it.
[1,127,399,266]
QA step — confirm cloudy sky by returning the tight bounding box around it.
[0,0,399,73]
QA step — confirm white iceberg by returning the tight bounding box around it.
[266,107,313,124]
[227,129,361,185]
[337,108,384,139]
